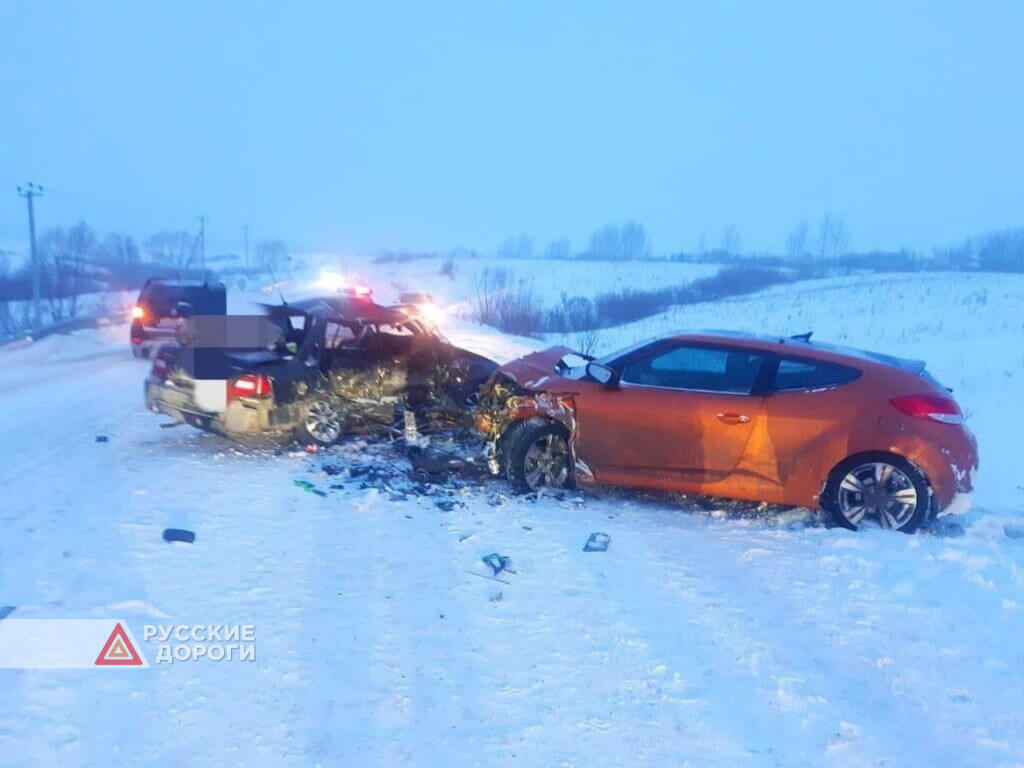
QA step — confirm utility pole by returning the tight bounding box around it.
[197,215,208,274]
[16,183,43,329]
[242,223,250,271]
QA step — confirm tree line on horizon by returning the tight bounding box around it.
[0,222,293,323]
[377,214,1024,274]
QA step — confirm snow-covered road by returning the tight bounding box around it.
[2,286,1024,767]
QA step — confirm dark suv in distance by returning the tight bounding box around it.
[130,278,226,358]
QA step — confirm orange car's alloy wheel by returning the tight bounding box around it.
[523,432,571,490]
[838,462,919,530]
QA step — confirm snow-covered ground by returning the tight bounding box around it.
[1,271,1023,767]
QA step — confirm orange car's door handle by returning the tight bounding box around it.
[716,412,751,425]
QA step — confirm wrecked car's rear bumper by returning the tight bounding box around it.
[145,377,290,441]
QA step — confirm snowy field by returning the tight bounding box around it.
[287,254,725,309]
[1,270,1023,767]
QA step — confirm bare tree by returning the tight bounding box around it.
[587,224,620,259]
[559,294,601,355]
[38,221,97,321]
[543,238,571,260]
[146,230,194,268]
[816,212,850,261]
[472,266,511,325]
[497,235,534,260]
[786,220,809,261]
[255,239,289,280]
[620,220,651,260]
[439,256,456,279]
[977,228,1024,272]
[720,224,740,256]
[99,233,141,286]
[587,221,650,260]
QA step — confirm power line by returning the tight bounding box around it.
[16,182,43,329]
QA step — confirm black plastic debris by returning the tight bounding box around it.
[0,606,15,620]
[410,450,463,483]
[1005,524,1024,540]
[583,533,611,552]
[323,464,345,476]
[95,435,108,443]
[163,528,196,544]
[436,500,461,512]
[482,553,511,575]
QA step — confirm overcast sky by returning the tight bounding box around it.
[1,0,1022,258]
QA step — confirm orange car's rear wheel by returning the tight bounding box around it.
[503,420,573,493]
[822,453,931,533]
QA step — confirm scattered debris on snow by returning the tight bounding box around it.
[293,479,327,497]
[1004,524,1024,540]
[162,528,196,544]
[482,553,513,576]
[583,532,611,552]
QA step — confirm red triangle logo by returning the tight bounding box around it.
[94,622,144,666]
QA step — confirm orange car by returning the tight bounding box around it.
[475,332,978,532]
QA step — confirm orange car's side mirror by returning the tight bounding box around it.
[587,362,619,389]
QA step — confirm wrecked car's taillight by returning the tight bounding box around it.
[229,374,273,401]
[152,357,169,381]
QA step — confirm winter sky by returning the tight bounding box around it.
[1,0,1022,256]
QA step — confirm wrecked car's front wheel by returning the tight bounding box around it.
[296,399,345,446]
[504,420,573,493]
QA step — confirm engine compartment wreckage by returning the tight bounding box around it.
[474,346,594,488]
[144,295,499,445]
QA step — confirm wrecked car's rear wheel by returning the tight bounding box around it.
[296,399,344,446]
[504,420,572,493]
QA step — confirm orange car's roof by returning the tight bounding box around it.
[665,331,927,373]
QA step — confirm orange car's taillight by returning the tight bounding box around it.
[890,394,963,424]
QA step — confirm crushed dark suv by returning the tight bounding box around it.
[144,295,497,445]
[130,278,227,358]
